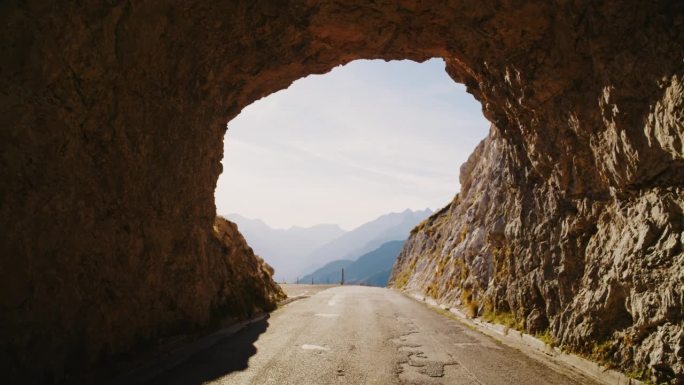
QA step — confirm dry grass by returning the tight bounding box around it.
[458,224,469,243]
[492,246,512,283]
[625,368,652,384]
[590,339,614,363]
[427,282,439,298]
[436,257,448,277]
[567,338,617,371]
[393,256,419,289]
[460,289,479,318]
[411,202,452,236]
[535,329,556,348]
[480,308,524,331]
[393,270,411,289]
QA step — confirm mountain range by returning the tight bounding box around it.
[225,214,345,282]
[299,240,405,286]
[227,208,432,282]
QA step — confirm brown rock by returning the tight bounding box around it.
[0,1,682,384]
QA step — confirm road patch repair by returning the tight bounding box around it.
[405,292,643,385]
[390,314,490,384]
[315,313,340,318]
[135,286,609,384]
[301,344,331,351]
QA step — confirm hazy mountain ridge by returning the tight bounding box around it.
[227,214,345,281]
[298,259,353,284]
[301,240,405,287]
[228,209,432,282]
[303,208,433,272]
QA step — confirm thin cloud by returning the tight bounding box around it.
[216,58,489,229]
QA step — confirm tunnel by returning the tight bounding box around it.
[1,1,683,383]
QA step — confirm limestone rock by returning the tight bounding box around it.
[211,216,286,315]
[1,0,682,383]
[390,129,684,382]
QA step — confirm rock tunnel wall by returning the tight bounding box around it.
[1,0,682,383]
[391,126,684,382]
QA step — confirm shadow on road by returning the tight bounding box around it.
[145,316,270,385]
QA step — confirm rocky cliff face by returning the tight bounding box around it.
[2,211,283,384]
[211,216,286,318]
[391,127,683,382]
[1,0,682,383]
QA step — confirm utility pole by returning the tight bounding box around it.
[296,277,299,284]
[311,276,314,285]
[341,268,345,286]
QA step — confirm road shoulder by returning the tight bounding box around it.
[402,290,643,385]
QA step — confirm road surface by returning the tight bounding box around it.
[146,286,600,385]
[279,284,337,298]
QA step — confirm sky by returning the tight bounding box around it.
[214,58,489,230]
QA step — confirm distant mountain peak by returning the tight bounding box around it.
[300,240,406,287]
[303,208,434,273]
[226,209,432,282]
[228,213,345,232]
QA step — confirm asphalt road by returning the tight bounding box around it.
[279,284,338,298]
[146,286,601,385]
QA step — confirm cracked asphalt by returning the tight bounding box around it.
[145,286,601,385]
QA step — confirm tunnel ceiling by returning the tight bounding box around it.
[1,1,683,383]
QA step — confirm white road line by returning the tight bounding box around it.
[315,313,340,317]
[301,344,330,351]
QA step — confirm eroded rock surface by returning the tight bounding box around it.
[1,0,682,383]
[391,127,684,382]
[211,216,286,317]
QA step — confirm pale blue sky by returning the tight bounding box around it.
[215,58,489,230]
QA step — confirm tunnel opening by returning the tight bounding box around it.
[2,1,682,383]
[215,58,489,284]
